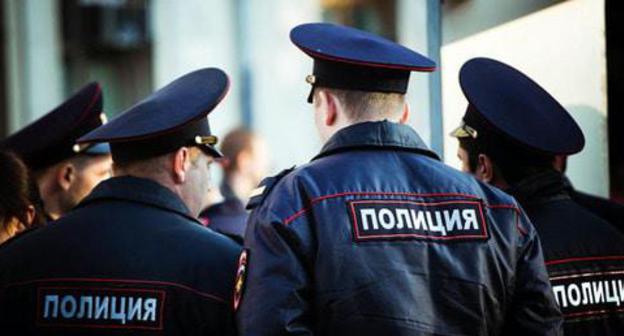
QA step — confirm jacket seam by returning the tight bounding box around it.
[545,255,624,266]
[486,204,527,236]
[283,191,484,225]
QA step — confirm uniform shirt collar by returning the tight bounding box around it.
[313,120,439,161]
[78,176,196,221]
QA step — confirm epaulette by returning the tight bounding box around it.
[246,166,295,210]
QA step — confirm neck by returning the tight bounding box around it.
[490,175,510,190]
[113,171,201,217]
[38,191,63,220]
[36,174,64,221]
[324,117,402,143]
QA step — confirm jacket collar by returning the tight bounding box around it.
[506,170,570,207]
[312,121,439,161]
[78,176,197,222]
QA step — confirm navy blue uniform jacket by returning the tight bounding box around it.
[0,176,241,335]
[236,121,562,336]
[509,171,624,336]
[564,178,624,234]
[200,184,248,240]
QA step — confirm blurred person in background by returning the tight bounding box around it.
[0,151,45,245]
[453,57,624,335]
[200,127,270,239]
[0,83,112,221]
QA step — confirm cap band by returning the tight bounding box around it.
[110,118,221,163]
[307,59,410,103]
[457,104,555,166]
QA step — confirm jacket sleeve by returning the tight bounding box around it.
[503,209,563,336]
[236,204,314,336]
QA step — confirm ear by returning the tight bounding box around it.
[399,101,410,124]
[56,163,75,191]
[553,155,567,173]
[477,154,495,183]
[172,147,191,183]
[321,90,338,126]
[25,205,36,225]
[237,149,252,173]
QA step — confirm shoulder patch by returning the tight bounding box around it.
[233,249,249,311]
[246,166,295,210]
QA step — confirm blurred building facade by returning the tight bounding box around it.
[1,0,621,199]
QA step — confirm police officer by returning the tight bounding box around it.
[451,57,624,335]
[0,83,112,221]
[199,128,270,239]
[0,68,241,335]
[235,23,562,335]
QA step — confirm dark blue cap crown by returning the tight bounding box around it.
[290,23,436,102]
[0,82,108,170]
[78,68,229,162]
[453,57,584,156]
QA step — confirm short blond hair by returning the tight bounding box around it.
[325,88,405,122]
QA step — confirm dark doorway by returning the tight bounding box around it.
[606,0,624,202]
[0,3,6,138]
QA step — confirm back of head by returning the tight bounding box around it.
[221,128,255,172]
[458,135,556,185]
[323,88,406,122]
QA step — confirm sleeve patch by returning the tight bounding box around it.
[233,249,249,311]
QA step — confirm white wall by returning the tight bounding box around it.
[152,0,321,175]
[443,0,562,44]
[4,0,64,131]
[151,0,241,139]
[441,0,608,196]
[397,0,437,151]
[245,0,322,173]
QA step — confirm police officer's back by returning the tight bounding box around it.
[0,69,241,335]
[452,58,624,335]
[235,23,562,336]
